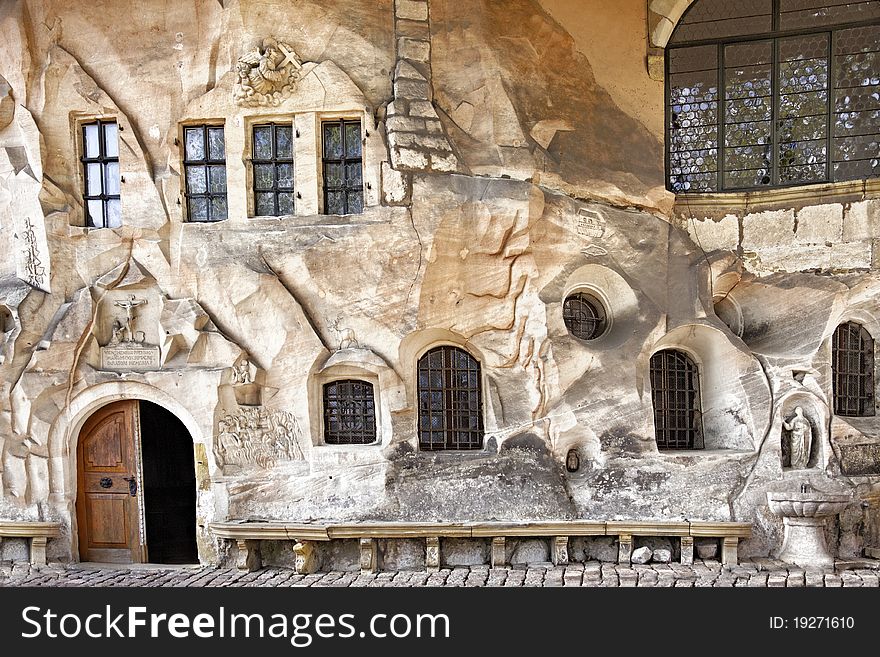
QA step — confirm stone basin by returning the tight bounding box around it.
[767,492,853,519]
[766,490,853,569]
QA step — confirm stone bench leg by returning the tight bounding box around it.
[359,538,377,574]
[552,536,569,566]
[617,534,633,565]
[426,537,440,572]
[293,540,318,575]
[236,539,262,572]
[491,537,506,568]
[680,536,694,565]
[30,537,48,567]
[722,537,739,566]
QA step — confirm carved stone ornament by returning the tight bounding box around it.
[233,37,303,107]
[215,406,304,470]
[782,406,813,470]
[22,218,47,290]
[100,294,160,370]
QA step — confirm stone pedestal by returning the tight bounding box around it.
[777,517,834,569]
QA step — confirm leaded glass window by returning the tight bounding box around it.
[81,119,121,228]
[322,119,364,215]
[832,321,875,416]
[417,346,483,451]
[184,125,227,222]
[252,123,294,216]
[667,0,880,192]
[649,350,704,450]
[323,379,377,445]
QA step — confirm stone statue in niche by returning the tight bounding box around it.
[233,37,303,107]
[782,406,813,469]
[112,295,148,344]
[214,407,304,470]
[101,294,160,370]
[232,359,253,385]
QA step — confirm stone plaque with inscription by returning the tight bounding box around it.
[101,345,161,371]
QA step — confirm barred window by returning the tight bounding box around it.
[666,0,880,193]
[322,119,364,215]
[649,349,704,449]
[184,125,227,222]
[252,123,294,216]
[417,346,483,451]
[563,293,607,340]
[323,380,377,445]
[81,119,121,228]
[832,321,875,416]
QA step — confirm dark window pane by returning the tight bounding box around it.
[255,192,275,216]
[185,127,205,160]
[323,380,376,444]
[417,346,483,451]
[208,165,226,193]
[326,191,345,215]
[277,192,294,215]
[563,293,606,340]
[324,122,343,158]
[210,197,228,221]
[187,166,207,194]
[189,197,209,222]
[325,162,344,188]
[347,191,363,214]
[208,127,225,160]
[650,350,703,449]
[253,126,273,160]
[345,122,361,157]
[322,119,364,214]
[277,163,294,189]
[345,162,363,185]
[833,322,875,417]
[275,125,293,159]
[253,164,275,190]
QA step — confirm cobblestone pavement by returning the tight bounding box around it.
[2,558,879,587]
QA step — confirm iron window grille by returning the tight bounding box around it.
[417,346,484,451]
[252,123,294,216]
[666,0,880,193]
[832,321,875,416]
[649,349,704,450]
[322,119,364,215]
[323,379,377,445]
[81,119,121,228]
[183,125,227,222]
[563,293,607,340]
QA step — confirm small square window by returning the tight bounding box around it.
[81,119,121,228]
[184,125,227,222]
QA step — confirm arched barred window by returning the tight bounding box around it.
[666,0,880,193]
[832,321,875,416]
[649,349,704,449]
[417,346,484,450]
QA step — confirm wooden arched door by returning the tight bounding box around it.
[75,400,144,563]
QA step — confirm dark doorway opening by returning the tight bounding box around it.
[139,400,198,564]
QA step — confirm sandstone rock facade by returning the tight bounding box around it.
[0,0,878,566]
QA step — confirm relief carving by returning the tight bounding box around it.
[233,37,303,107]
[576,207,607,239]
[100,294,160,370]
[215,407,304,470]
[22,218,47,290]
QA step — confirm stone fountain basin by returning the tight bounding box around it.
[767,492,853,518]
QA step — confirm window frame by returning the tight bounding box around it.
[80,118,121,228]
[562,292,608,341]
[181,122,228,223]
[649,348,705,450]
[250,121,295,217]
[665,2,880,193]
[832,320,876,417]
[322,378,378,445]
[417,345,485,451]
[321,118,364,215]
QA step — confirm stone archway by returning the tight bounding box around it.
[48,381,214,563]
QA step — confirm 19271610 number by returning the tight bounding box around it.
[794,617,855,629]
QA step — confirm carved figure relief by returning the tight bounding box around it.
[576,208,607,239]
[233,38,303,107]
[101,294,160,370]
[215,407,304,470]
[110,295,148,345]
[782,406,813,470]
[232,359,253,385]
[330,317,360,350]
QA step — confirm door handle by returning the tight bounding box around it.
[122,476,137,497]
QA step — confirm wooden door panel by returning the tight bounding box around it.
[85,496,129,545]
[76,400,142,563]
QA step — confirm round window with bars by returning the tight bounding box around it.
[562,293,607,341]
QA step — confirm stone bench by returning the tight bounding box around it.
[0,521,62,566]
[210,519,752,573]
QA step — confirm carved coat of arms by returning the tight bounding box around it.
[233,37,303,107]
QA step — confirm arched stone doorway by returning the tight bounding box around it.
[75,399,197,564]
